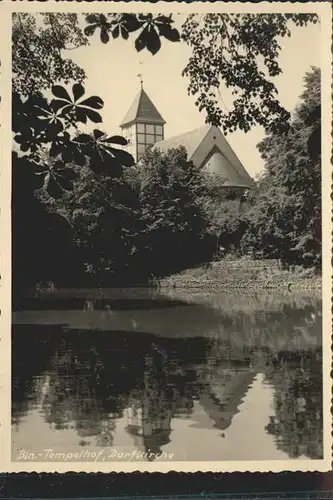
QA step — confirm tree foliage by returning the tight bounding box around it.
[12,152,81,293]
[13,84,134,199]
[182,13,318,134]
[13,13,88,96]
[84,13,180,52]
[137,147,213,276]
[204,195,249,257]
[13,12,180,96]
[42,147,214,285]
[241,67,321,269]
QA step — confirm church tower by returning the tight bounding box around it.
[120,85,166,163]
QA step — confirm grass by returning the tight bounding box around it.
[159,257,321,292]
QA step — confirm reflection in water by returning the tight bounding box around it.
[265,354,322,459]
[12,292,323,461]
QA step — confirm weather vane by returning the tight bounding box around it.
[137,61,144,88]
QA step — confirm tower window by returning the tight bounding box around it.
[135,123,164,159]
[137,144,147,155]
[126,123,163,159]
[146,124,155,134]
[146,134,155,145]
[136,123,164,138]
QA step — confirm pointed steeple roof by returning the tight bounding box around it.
[120,88,166,128]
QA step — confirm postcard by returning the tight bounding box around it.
[0,0,332,473]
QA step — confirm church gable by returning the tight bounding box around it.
[191,126,255,189]
[155,125,254,189]
[201,146,241,186]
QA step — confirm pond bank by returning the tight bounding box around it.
[158,257,321,293]
[19,258,321,302]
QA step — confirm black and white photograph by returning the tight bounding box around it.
[5,2,332,472]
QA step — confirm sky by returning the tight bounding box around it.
[64,14,320,178]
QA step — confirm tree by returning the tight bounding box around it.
[13,13,180,96]
[46,146,215,284]
[201,177,250,257]
[12,152,83,294]
[43,163,143,286]
[137,147,214,277]
[12,82,136,291]
[12,13,145,289]
[13,13,87,96]
[241,67,321,269]
[181,13,318,134]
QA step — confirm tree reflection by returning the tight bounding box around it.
[38,336,131,447]
[18,334,201,454]
[12,294,323,460]
[265,352,323,459]
[204,300,323,459]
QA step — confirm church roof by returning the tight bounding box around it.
[120,88,166,128]
[154,125,255,189]
[154,125,211,159]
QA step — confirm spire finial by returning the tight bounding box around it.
[137,61,143,89]
[137,73,143,88]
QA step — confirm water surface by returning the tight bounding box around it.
[12,290,323,462]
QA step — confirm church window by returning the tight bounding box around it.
[137,123,145,133]
[155,125,163,135]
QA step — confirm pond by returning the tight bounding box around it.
[12,289,323,462]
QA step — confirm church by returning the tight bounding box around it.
[120,86,255,196]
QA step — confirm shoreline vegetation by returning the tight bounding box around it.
[25,257,321,300]
[159,257,322,293]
